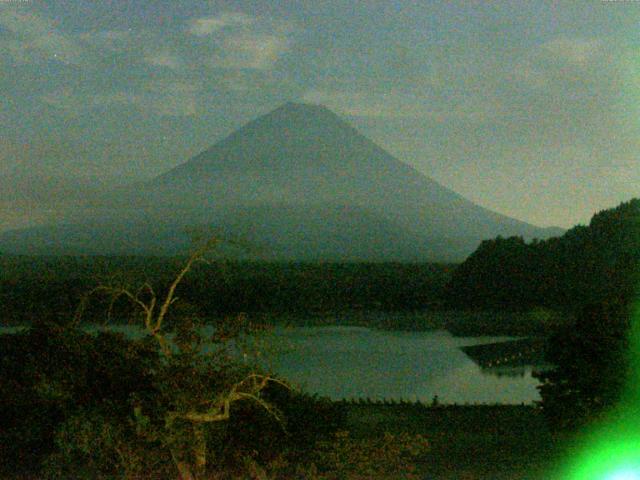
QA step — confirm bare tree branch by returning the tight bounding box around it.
[73,238,220,357]
[73,235,293,479]
[169,373,289,427]
[154,238,218,335]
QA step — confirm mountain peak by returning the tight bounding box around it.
[263,102,342,124]
[278,101,331,112]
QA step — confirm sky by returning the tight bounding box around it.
[1,0,639,230]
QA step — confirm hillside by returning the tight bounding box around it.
[444,198,640,309]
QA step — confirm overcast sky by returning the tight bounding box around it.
[1,0,639,229]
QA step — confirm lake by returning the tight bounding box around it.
[258,326,542,405]
[0,324,544,405]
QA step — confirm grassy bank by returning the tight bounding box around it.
[343,403,572,479]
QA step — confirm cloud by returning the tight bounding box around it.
[41,89,139,116]
[540,36,602,67]
[509,61,548,89]
[510,35,607,90]
[0,39,34,65]
[41,81,199,118]
[301,90,419,118]
[187,12,254,36]
[186,11,291,71]
[91,91,138,107]
[77,29,134,52]
[302,89,504,122]
[144,51,184,70]
[142,81,199,116]
[40,88,86,114]
[79,28,187,73]
[214,33,288,70]
[0,6,86,66]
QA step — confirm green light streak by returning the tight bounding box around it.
[604,470,640,480]
[555,303,640,479]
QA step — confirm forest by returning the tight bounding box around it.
[444,198,640,312]
[0,258,453,326]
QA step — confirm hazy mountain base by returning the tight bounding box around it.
[0,103,562,261]
[0,205,484,261]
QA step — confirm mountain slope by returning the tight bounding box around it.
[0,103,562,260]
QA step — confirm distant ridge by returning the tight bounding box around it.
[0,103,562,260]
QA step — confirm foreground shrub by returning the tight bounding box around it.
[0,323,349,478]
[307,430,430,479]
[0,321,157,476]
[218,385,346,464]
[230,430,430,480]
[535,300,631,430]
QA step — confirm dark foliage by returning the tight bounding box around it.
[210,384,346,468]
[0,260,453,326]
[445,198,640,311]
[0,321,158,476]
[535,300,632,430]
[0,321,345,477]
[444,236,541,309]
[444,199,640,429]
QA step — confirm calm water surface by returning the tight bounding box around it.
[0,324,542,404]
[258,326,541,404]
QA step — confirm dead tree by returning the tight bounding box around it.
[74,237,289,480]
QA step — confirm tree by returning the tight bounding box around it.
[445,198,640,311]
[535,299,631,429]
[444,235,539,309]
[74,237,289,480]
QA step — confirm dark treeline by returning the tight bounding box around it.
[0,258,453,325]
[444,198,640,311]
[443,198,640,429]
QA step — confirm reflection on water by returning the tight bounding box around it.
[261,326,543,404]
[0,324,544,404]
[482,365,530,378]
[481,365,553,379]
